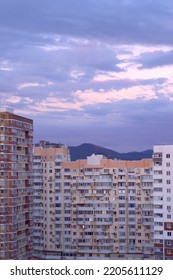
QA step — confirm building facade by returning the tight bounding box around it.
[153,145,173,260]
[0,108,33,259]
[33,143,154,260]
[33,141,70,259]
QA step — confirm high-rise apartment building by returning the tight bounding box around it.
[33,143,154,260]
[153,145,173,260]
[60,156,154,260]
[0,107,33,259]
[33,141,70,259]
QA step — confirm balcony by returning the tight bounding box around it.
[142,213,153,218]
[141,185,153,190]
[142,218,153,225]
[95,186,112,190]
[153,153,162,159]
[141,175,153,182]
[76,185,89,190]
[94,178,112,183]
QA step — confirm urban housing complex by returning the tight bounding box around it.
[0,109,173,260]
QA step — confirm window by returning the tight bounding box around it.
[167,223,173,229]
[166,171,171,176]
[154,213,163,217]
[154,205,163,209]
[154,170,162,175]
[119,196,126,200]
[154,222,163,226]
[166,154,170,158]
[166,163,170,167]
[154,230,163,235]
[154,179,162,184]
[104,169,109,173]
[167,249,172,254]
[167,180,171,184]
[154,188,163,192]
[154,161,162,166]
[154,153,162,158]
[155,239,163,244]
[155,248,163,253]
[167,232,172,236]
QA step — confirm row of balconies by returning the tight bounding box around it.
[76,221,113,226]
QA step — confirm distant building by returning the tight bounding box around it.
[153,145,173,259]
[33,143,154,260]
[0,108,33,259]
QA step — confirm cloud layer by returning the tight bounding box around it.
[1,0,173,151]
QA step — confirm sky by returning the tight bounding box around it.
[1,0,173,152]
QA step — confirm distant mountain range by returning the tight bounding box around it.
[69,143,153,161]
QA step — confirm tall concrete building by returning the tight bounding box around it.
[153,145,173,260]
[33,143,154,260]
[0,108,33,259]
[33,141,70,259]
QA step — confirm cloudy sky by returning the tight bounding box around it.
[1,0,173,151]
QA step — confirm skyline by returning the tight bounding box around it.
[1,1,173,151]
